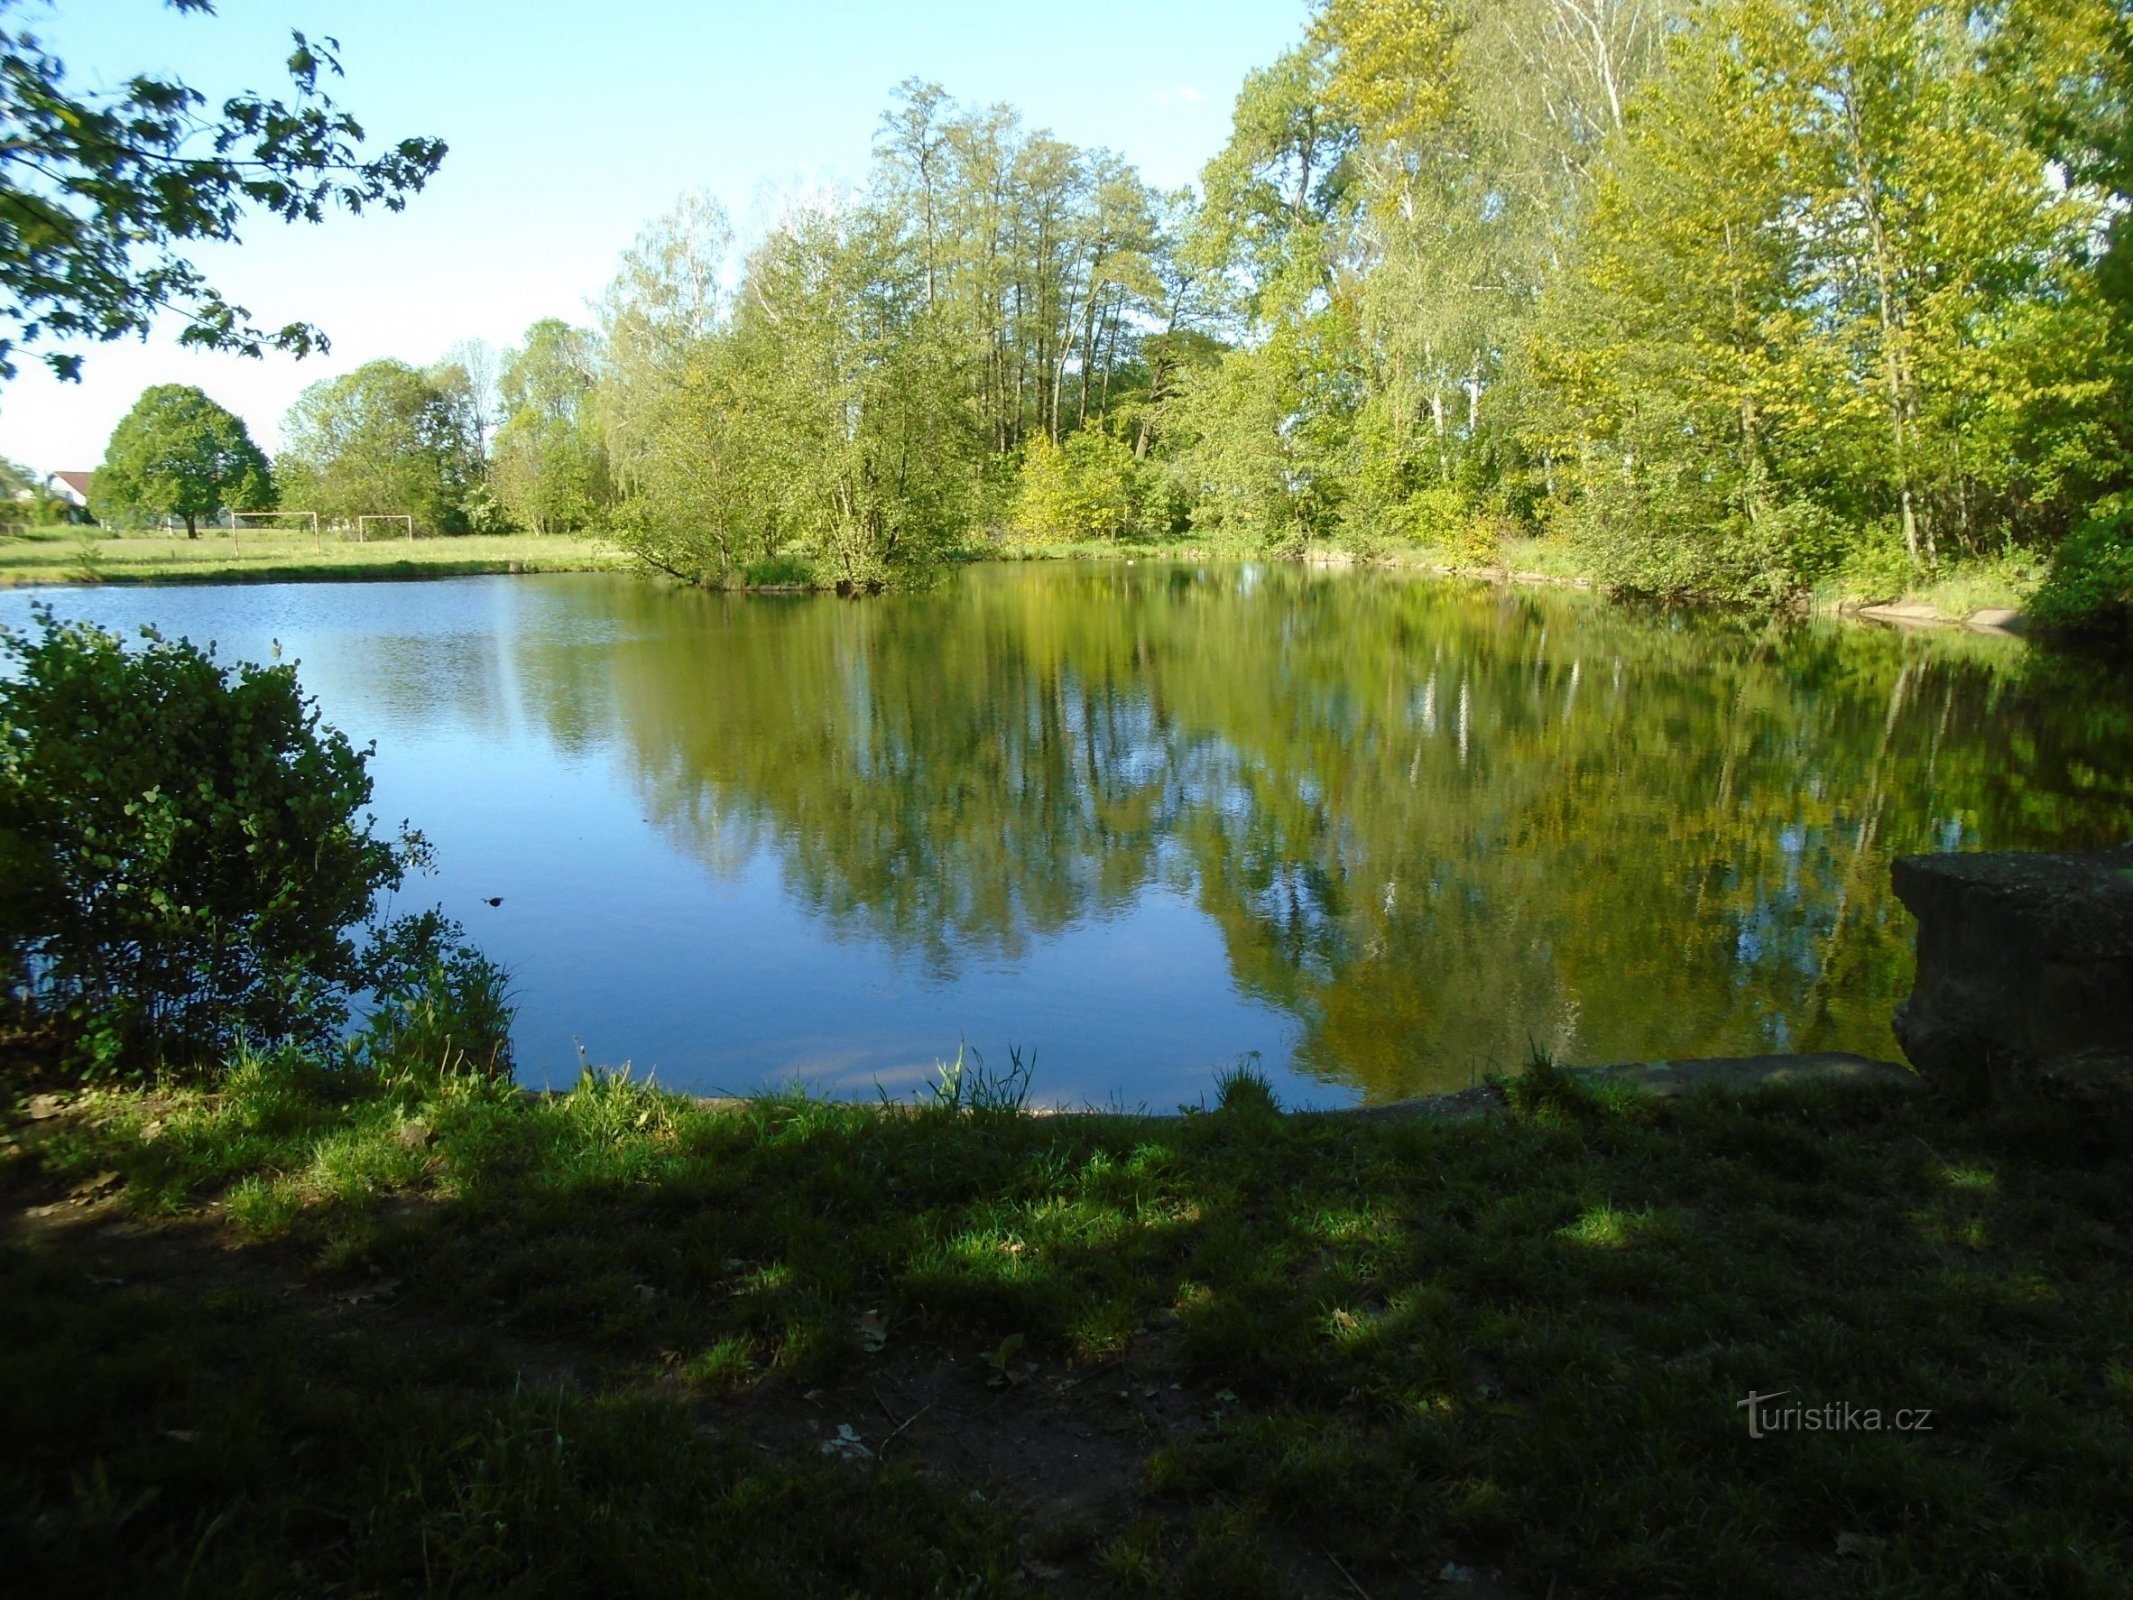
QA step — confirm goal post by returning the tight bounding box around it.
[227,509,322,553]
[357,514,415,543]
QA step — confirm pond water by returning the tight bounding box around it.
[6,564,2130,1108]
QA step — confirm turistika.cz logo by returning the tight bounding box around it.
[1737,1390,1935,1439]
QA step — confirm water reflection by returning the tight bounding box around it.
[8,566,2130,1105]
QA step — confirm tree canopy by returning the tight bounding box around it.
[0,0,444,382]
[277,359,480,532]
[492,319,609,535]
[91,382,272,536]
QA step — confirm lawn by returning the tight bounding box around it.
[5,1054,2127,1598]
[0,528,623,588]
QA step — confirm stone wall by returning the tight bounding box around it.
[1892,844,2133,1107]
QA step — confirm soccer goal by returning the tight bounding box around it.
[357,514,415,543]
[227,509,322,553]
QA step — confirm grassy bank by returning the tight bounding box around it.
[0,529,623,588]
[6,1055,2128,1598]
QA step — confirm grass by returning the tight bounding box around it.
[6,1050,2130,1597]
[0,528,624,588]
[1895,551,2044,619]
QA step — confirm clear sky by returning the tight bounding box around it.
[2,0,1310,473]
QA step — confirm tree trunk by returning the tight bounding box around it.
[185,514,197,539]
[1839,73,1927,573]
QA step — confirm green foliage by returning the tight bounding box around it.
[2031,499,2133,643]
[1010,429,1141,542]
[0,456,77,527]
[1520,0,2131,602]
[359,911,514,1080]
[90,384,273,537]
[0,609,415,1073]
[1570,474,1847,608]
[1212,1058,1280,1116]
[0,3,444,382]
[923,1042,1033,1116]
[278,359,482,533]
[492,319,611,534]
[1834,535,1924,607]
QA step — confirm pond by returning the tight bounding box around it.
[7,563,2130,1108]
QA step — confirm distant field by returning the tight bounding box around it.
[0,528,624,588]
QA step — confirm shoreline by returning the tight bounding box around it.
[4,534,2031,636]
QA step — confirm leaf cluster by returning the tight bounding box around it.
[0,606,416,1073]
[0,0,445,380]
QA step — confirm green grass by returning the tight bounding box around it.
[0,528,624,588]
[6,1055,2131,1596]
[1896,552,2043,619]
[1494,532,1597,585]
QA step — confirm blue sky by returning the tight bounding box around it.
[3,0,1310,472]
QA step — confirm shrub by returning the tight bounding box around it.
[1833,535,1918,605]
[0,607,422,1073]
[2031,499,2133,643]
[1572,476,1843,608]
[742,552,818,588]
[1011,430,1141,543]
[1395,485,1471,551]
[359,910,515,1079]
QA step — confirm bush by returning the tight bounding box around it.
[742,552,818,588]
[0,607,421,1073]
[1011,430,1141,542]
[1832,534,1917,605]
[357,908,514,1079]
[2031,500,2133,643]
[1572,475,1843,608]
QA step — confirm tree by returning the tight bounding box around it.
[278,359,478,532]
[1525,0,2123,600]
[0,606,420,1070]
[437,338,501,458]
[492,319,610,534]
[90,382,272,536]
[0,0,444,381]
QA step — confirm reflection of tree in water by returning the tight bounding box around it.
[515,567,2133,1100]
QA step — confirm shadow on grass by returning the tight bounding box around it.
[5,1056,2130,1597]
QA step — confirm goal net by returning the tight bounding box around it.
[357,514,415,542]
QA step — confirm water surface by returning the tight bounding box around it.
[7,565,2129,1107]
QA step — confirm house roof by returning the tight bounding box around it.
[50,470,93,498]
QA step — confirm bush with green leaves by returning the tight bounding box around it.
[0,607,422,1073]
[358,909,514,1079]
[2031,498,2133,643]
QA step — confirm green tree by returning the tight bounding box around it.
[90,383,272,537]
[0,0,444,381]
[1525,0,2124,599]
[493,319,610,535]
[278,359,478,532]
[0,607,422,1070]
